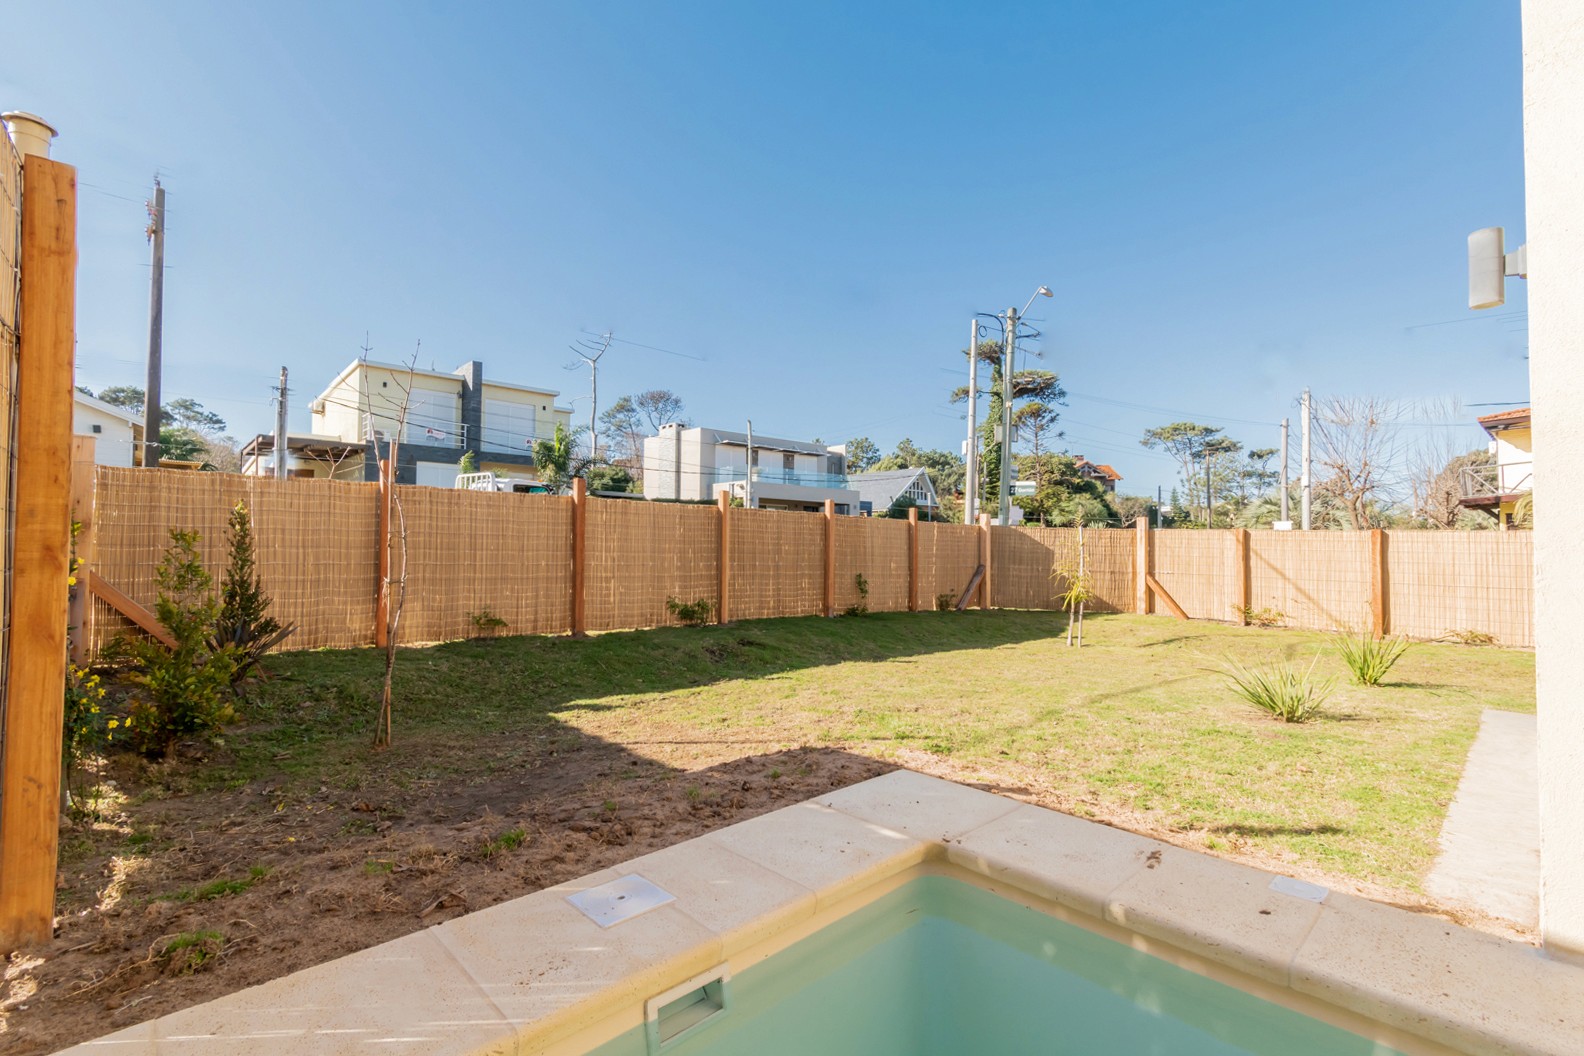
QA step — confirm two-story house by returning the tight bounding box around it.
[305,359,574,486]
[1073,456,1122,494]
[73,391,144,467]
[1458,406,1533,525]
[642,424,858,513]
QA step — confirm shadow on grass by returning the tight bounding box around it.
[226,610,1070,787]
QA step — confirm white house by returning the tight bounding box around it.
[73,391,142,467]
[849,467,940,516]
[642,424,859,513]
[307,359,574,486]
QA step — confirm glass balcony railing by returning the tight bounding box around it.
[713,466,849,490]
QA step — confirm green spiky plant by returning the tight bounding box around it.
[1333,631,1409,687]
[1223,656,1333,723]
[212,502,296,685]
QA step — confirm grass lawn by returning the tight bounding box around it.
[244,609,1531,892]
[17,610,1533,1054]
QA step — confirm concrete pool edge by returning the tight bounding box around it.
[56,770,1584,1056]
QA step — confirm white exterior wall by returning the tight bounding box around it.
[1494,427,1534,492]
[72,401,136,467]
[1524,0,1584,960]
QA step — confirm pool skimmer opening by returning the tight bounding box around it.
[567,874,677,928]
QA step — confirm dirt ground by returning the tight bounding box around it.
[0,718,1533,1056]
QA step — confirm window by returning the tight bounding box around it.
[483,399,537,454]
[783,453,795,471]
[90,423,102,434]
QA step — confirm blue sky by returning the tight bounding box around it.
[3,1,1529,495]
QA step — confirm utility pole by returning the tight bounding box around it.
[568,332,611,462]
[1300,388,1312,530]
[274,367,289,480]
[745,418,754,509]
[142,178,165,468]
[964,319,979,524]
[1280,417,1290,524]
[1156,485,1163,529]
[998,307,1017,525]
[1204,442,1213,527]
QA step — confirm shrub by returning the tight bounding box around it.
[1223,656,1332,723]
[212,502,295,685]
[1234,605,1287,628]
[843,574,870,617]
[124,530,238,755]
[935,593,956,612]
[468,608,508,636]
[1333,631,1409,687]
[1443,628,1497,647]
[666,597,713,627]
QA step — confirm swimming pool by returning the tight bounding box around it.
[584,875,1408,1056]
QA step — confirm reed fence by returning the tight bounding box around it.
[85,469,1538,653]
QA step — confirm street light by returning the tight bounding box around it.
[995,286,1052,524]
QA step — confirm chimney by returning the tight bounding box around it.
[2,112,57,159]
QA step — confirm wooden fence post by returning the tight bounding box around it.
[68,436,96,664]
[823,499,836,617]
[1234,528,1250,625]
[1,154,77,948]
[717,492,731,624]
[375,458,390,648]
[571,477,587,637]
[978,513,992,609]
[1370,528,1387,639]
[1134,516,1151,614]
[907,507,919,612]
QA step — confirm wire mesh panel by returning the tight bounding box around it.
[396,486,572,642]
[1387,532,1533,646]
[90,469,381,651]
[727,507,824,620]
[1246,530,1371,633]
[1152,530,1241,621]
[834,516,909,612]
[917,522,981,610]
[585,498,720,632]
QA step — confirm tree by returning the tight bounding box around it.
[845,436,881,473]
[598,396,645,465]
[587,464,634,493]
[1013,453,1118,526]
[632,389,687,432]
[873,438,965,506]
[1239,447,1281,504]
[1311,396,1405,530]
[1202,436,1243,526]
[165,396,227,436]
[458,450,479,475]
[95,385,146,410]
[950,340,1066,510]
[1418,449,1494,529]
[1012,403,1062,488]
[158,427,207,463]
[1140,422,1222,524]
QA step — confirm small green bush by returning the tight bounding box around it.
[1333,632,1410,687]
[843,574,870,617]
[1223,657,1332,723]
[212,502,295,685]
[666,597,713,627]
[935,593,956,612]
[124,530,238,756]
[468,608,508,635]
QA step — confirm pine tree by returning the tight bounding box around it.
[213,501,295,682]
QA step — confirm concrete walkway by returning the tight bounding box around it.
[1426,709,1540,927]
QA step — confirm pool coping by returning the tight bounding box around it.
[57,769,1584,1056]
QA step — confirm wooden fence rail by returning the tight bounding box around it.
[84,469,1538,654]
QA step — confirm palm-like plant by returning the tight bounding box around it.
[531,423,594,493]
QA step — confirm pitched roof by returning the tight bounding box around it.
[848,467,940,510]
[1476,407,1531,431]
[1074,457,1122,481]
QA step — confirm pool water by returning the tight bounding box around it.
[585,875,1410,1056]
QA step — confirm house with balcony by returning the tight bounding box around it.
[642,424,858,513]
[1458,406,1533,525]
[307,359,573,486]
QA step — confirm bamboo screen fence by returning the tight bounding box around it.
[86,470,1540,652]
